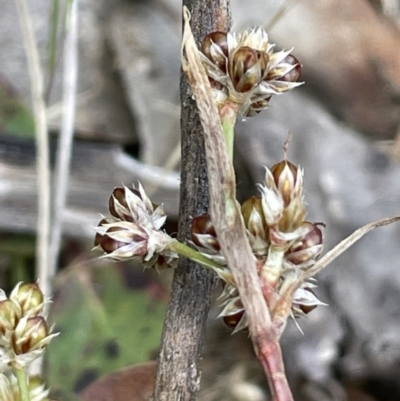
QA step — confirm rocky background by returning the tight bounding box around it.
[1,0,400,400]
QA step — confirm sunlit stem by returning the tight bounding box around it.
[168,239,222,271]
[13,363,31,401]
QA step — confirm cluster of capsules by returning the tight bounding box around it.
[199,28,302,117]
[0,283,57,401]
[191,159,325,332]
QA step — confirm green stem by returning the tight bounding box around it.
[13,364,30,401]
[168,240,222,271]
[219,100,240,159]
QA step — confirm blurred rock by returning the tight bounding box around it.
[80,361,156,401]
[107,0,181,165]
[0,0,137,142]
[232,0,400,139]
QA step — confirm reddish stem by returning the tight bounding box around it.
[255,336,294,401]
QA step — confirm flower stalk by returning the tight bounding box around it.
[12,364,30,401]
[167,240,222,271]
[219,100,239,158]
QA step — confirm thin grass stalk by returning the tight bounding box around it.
[49,0,79,291]
[14,0,51,297]
[46,0,60,101]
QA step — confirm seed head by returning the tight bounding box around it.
[10,282,44,317]
[270,160,299,207]
[94,183,178,269]
[259,160,306,233]
[199,27,303,116]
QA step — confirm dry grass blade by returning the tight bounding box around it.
[303,215,400,281]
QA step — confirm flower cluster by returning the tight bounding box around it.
[191,160,325,332]
[199,28,302,117]
[94,184,178,271]
[0,282,57,401]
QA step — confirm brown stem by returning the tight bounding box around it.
[152,2,231,401]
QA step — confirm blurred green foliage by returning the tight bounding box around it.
[0,79,35,137]
[46,266,166,400]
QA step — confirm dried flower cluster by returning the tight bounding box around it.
[0,282,57,401]
[199,28,302,116]
[94,184,178,271]
[191,159,325,332]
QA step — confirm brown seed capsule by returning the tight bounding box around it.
[241,196,269,244]
[109,187,139,221]
[242,196,264,226]
[100,235,128,255]
[246,97,272,117]
[223,310,245,330]
[290,222,323,253]
[94,218,109,247]
[286,222,323,265]
[278,54,301,83]
[12,316,49,354]
[0,299,20,333]
[201,31,229,73]
[191,215,216,238]
[297,289,318,315]
[231,47,269,93]
[191,215,220,251]
[270,160,299,207]
[299,303,317,315]
[13,283,44,315]
[100,226,148,257]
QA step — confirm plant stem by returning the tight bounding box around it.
[168,240,222,271]
[49,0,79,291]
[13,364,31,401]
[256,337,294,401]
[219,100,239,159]
[152,2,231,401]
